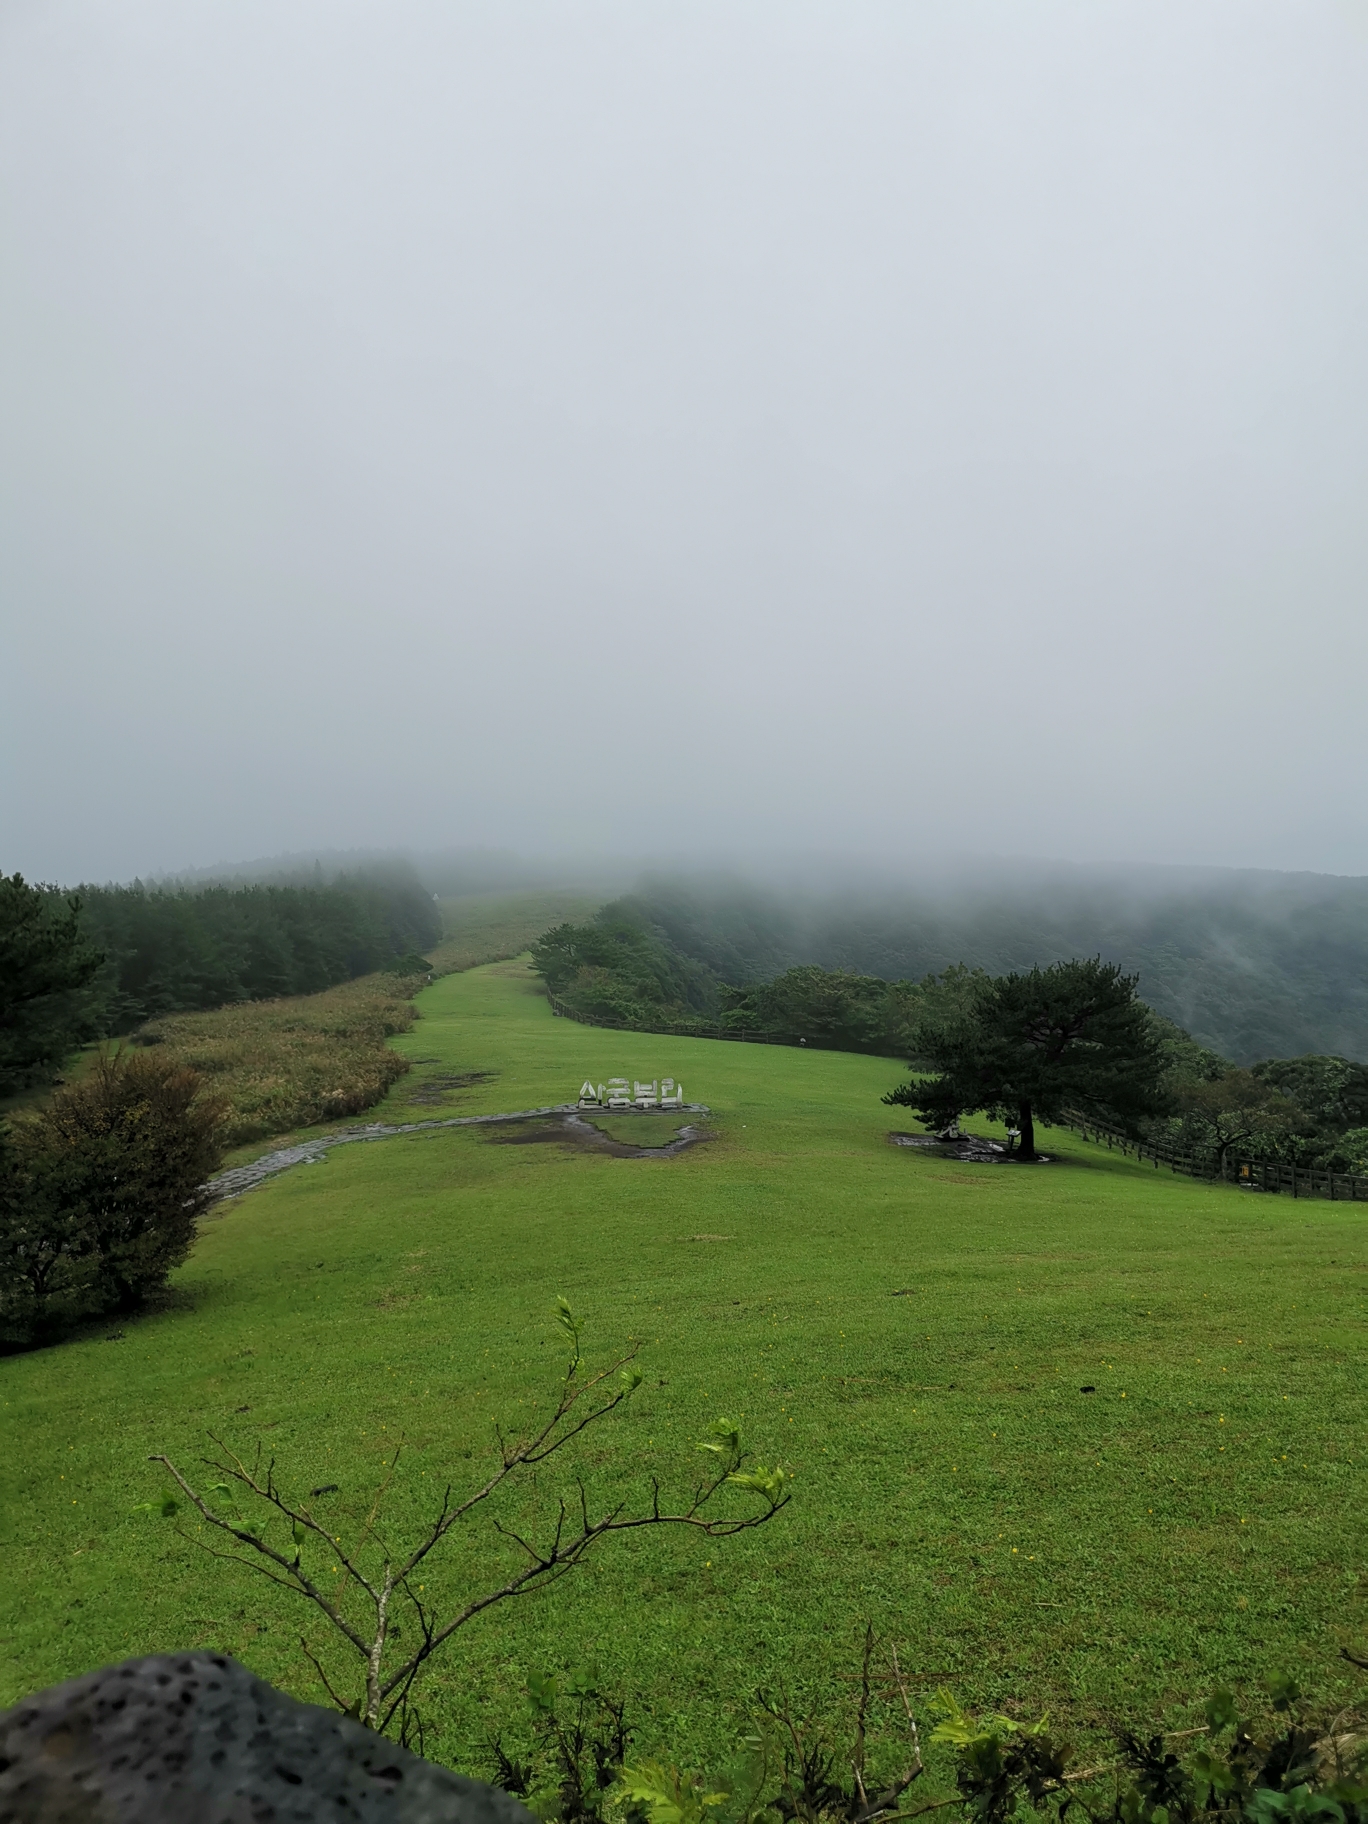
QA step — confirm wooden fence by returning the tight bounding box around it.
[546,992,1367,1203]
[1064,1115,1368,1202]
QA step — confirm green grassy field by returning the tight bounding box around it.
[3,956,1365,1783]
[428,889,604,975]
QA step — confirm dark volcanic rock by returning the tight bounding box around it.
[0,1651,537,1824]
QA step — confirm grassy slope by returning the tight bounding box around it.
[428,890,603,975]
[3,957,1364,1780]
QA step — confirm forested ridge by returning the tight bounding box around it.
[533,889,1368,1173]
[582,870,1368,1065]
[75,870,440,1028]
[1,867,440,1093]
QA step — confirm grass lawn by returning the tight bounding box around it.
[585,1112,697,1147]
[3,957,1365,1784]
[428,890,604,975]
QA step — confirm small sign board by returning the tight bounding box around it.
[579,1078,684,1109]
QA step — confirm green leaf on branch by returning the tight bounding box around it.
[697,1418,741,1458]
[1204,1689,1238,1734]
[1247,1789,1345,1824]
[527,1670,560,1717]
[616,1761,729,1824]
[726,1465,786,1502]
[930,1688,1045,1747]
[1266,1671,1302,1713]
[555,1297,582,1374]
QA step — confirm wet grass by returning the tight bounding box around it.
[3,956,1365,1782]
[427,890,604,976]
[586,1113,696,1148]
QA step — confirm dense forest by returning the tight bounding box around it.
[1,867,440,1093]
[603,869,1368,1065]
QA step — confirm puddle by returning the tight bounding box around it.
[482,1112,711,1159]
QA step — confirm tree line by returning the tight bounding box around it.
[533,907,1368,1175]
[0,866,441,1095]
[600,871,1368,1065]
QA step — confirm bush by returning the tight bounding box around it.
[0,1050,227,1344]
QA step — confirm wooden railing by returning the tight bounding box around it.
[1064,1115,1368,1202]
[546,991,1368,1202]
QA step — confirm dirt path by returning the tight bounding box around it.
[205,1104,712,1203]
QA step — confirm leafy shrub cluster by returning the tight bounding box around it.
[478,1656,1367,1824]
[532,907,721,1031]
[0,1049,227,1345]
[1145,1052,1368,1178]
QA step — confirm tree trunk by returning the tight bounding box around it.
[1017,1100,1037,1161]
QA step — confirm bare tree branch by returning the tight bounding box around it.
[151,1311,786,1732]
[299,1636,353,1714]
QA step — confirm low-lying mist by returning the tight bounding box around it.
[128,845,1368,1066]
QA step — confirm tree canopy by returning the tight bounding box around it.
[0,868,442,1092]
[1,1048,228,1342]
[0,873,105,1093]
[884,957,1169,1160]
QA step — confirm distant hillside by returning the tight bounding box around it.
[614,867,1368,1064]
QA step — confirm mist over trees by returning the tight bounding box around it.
[530,883,1368,1176]
[611,868,1368,1065]
[0,866,440,1093]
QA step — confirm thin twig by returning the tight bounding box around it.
[299,1636,353,1713]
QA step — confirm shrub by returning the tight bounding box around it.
[0,1049,227,1343]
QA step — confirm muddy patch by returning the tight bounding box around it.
[205,1100,712,1204]
[483,1117,579,1147]
[888,1132,1055,1164]
[407,1069,499,1106]
[482,1112,711,1159]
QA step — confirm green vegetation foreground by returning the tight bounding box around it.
[3,958,1364,1773]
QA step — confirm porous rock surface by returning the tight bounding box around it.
[0,1651,537,1824]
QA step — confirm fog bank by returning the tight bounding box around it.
[3,3,1366,884]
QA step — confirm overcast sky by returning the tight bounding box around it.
[3,1,1367,886]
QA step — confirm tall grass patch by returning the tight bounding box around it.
[136,971,425,1145]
